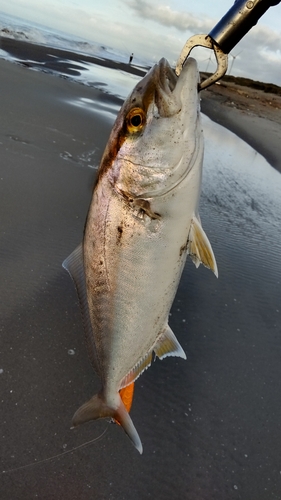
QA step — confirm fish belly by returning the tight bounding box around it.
[84,161,202,395]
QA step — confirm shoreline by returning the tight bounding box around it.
[1,35,280,173]
[0,36,148,78]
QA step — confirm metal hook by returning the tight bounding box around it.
[175,0,281,90]
[175,34,228,91]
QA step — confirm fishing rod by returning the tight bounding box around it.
[175,0,281,90]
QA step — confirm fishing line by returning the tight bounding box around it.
[2,428,107,474]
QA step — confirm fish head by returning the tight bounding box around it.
[99,57,203,198]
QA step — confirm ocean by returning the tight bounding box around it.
[0,11,147,64]
[0,11,147,99]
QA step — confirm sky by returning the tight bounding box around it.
[0,0,281,85]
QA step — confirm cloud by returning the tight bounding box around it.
[0,0,280,85]
[241,23,281,53]
[124,0,213,33]
[124,0,281,85]
[230,24,281,83]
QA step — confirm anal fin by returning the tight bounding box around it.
[120,325,186,390]
[154,325,186,360]
[188,215,218,277]
[120,351,153,389]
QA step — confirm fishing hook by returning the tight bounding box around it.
[175,0,281,90]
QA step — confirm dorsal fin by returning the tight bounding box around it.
[62,245,101,375]
[153,325,186,360]
[188,215,218,277]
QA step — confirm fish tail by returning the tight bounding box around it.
[72,393,143,454]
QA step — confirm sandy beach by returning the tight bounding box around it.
[0,39,281,500]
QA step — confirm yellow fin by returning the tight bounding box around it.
[154,325,186,360]
[120,325,186,389]
[188,216,218,277]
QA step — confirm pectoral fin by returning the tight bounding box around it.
[188,216,218,277]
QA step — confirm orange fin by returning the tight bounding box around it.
[119,382,135,413]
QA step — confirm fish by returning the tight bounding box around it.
[63,57,218,454]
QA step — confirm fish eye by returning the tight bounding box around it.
[131,114,142,127]
[126,107,145,133]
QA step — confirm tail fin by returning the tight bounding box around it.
[72,393,143,454]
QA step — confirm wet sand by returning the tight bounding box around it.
[0,36,149,77]
[201,81,281,172]
[0,51,281,500]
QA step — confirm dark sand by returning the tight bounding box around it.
[0,47,281,500]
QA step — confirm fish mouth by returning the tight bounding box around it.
[157,58,178,94]
[154,57,199,117]
[153,58,179,117]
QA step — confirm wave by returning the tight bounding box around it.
[0,11,145,66]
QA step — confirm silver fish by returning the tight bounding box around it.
[63,57,218,454]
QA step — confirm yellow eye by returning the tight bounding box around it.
[126,107,145,133]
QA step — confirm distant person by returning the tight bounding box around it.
[129,53,134,64]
